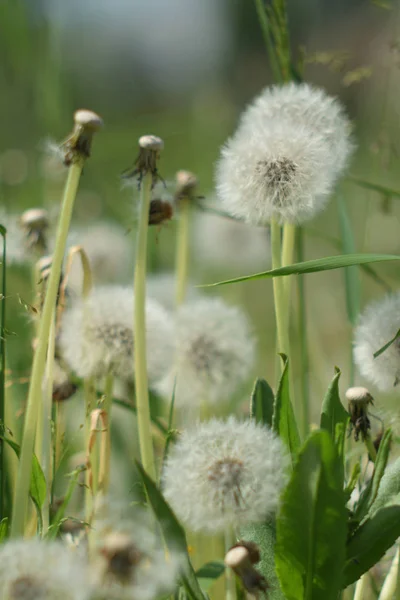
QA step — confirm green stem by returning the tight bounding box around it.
[0,226,6,520]
[42,309,56,533]
[270,220,287,358]
[253,0,282,82]
[175,197,190,306]
[281,222,296,311]
[296,228,309,439]
[101,372,114,493]
[11,161,84,538]
[84,376,96,523]
[133,171,157,480]
[224,527,237,600]
[365,434,377,463]
[379,546,399,600]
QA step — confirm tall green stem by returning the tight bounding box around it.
[133,172,156,480]
[101,372,114,493]
[42,309,56,533]
[296,228,309,439]
[175,197,190,306]
[281,222,296,311]
[224,528,237,600]
[0,226,6,520]
[11,161,83,538]
[270,220,287,357]
[253,0,282,82]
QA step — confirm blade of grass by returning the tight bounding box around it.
[0,224,6,521]
[347,176,400,199]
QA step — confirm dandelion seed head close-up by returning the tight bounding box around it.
[354,292,400,391]
[59,286,175,382]
[155,296,255,408]
[162,416,288,533]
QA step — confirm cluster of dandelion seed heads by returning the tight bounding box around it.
[216,83,353,225]
[0,540,91,600]
[155,296,255,408]
[59,286,175,382]
[162,416,288,533]
[354,292,400,391]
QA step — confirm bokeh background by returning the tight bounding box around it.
[1,0,400,498]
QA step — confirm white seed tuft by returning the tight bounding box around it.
[345,386,373,404]
[155,296,255,408]
[73,109,103,130]
[20,208,49,229]
[59,286,175,382]
[162,416,288,533]
[138,135,164,151]
[354,292,400,391]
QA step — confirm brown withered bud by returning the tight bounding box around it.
[175,170,198,199]
[121,134,164,188]
[148,198,173,226]
[346,386,374,442]
[20,208,49,254]
[53,380,78,403]
[100,532,144,583]
[61,109,103,166]
[224,543,269,598]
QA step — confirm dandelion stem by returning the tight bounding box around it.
[379,546,399,600]
[101,372,114,492]
[175,197,190,305]
[224,527,237,600]
[365,434,377,463]
[297,227,309,439]
[133,171,157,480]
[270,220,287,358]
[281,222,296,310]
[42,309,56,533]
[10,161,84,538]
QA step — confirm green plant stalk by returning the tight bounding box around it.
[253,0,282,82]
[281,222,296,311]
[175,197,191,305]
[0,226,6,520]
[10,161,84,538]
[84,376,96,523]
[42,309,56,533]
[296,228,309,439]
[270,220,288,358]
[101,372,114,493]
[225,527,237,600]
[365,434,377,463]
[133,171,157,480]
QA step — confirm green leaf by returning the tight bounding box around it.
[275,430,347,600]
[0,517,7,541]
[337,195,360,326]
[47,466,85,539]
[196,562,225,592]
[347,175,400,199]
[368,453,400,516]
[343,506,400,587]
[273,356,300,466]
[250,378,274,427]
[320,368,349,448]
[373,328,400,358]
[1,436,46,519]
[353,429,392,523]
[135,462,205,600]
[241,520,285,600]
[203,254,400,287]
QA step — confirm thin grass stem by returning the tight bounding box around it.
[0,225,6,520]
[133,171,157,480]
[253,0,282,82]
[296,227,309,439]
[270,220,287,359]
[11,161,84,538]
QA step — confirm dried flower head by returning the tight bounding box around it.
[193,208,270,274]
[91,500,181,600]
[0,539,91,600]
[60,109,103,166]
[175,170,198,203]
[225,542,268,598]
[162,417,288,533]
[155,297,255,408]
[59,286,175,382]
[148,198,173,226]
[121,134,164,187]
[20,208,49,254]
[52,360,78,402]
[354,292,400,391]
[216,83,353,225]
[346,386,374,441]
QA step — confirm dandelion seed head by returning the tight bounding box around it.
[354,292,400,391]
[0,540,91,600]
[162,416,288,533]
[155,297,255,407]
[59,286,175,382]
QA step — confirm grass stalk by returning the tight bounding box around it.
[270,220,288,358]
[133,171,157,480]
[101,372,114,492]
[378,546,399,600]
[11,161,84,538]
[84,377,96,522]
[42,309,56,533]
[296,227,309,439]
[175,197,191,305]
[253,0,282,82]
[281,222,296,310]
[0,225,6,519]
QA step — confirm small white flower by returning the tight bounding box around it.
[162,416,288,533]
[0,539,91,600]
[216,83,353,225]
[155,296,255,408]
[59,286,175,382]
[91,500,181,600]
[146,272,198,311]
[354,292,400,391]
[193,208,270,274]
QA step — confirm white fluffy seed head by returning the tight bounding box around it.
[155,296,255,408]
[216,83,353,225]
[162,417,288,533]
[354,292,400,391]
[0,539,91,600]
[59,286,175,382]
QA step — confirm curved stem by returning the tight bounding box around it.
[175,197,190,306]
[133,172,156,480]
[11,161,83,538]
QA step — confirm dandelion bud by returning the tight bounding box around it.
[20,208,49,254]
[61,108,103,166]
[122,134,164,187]
[224,542,268,597]
[346,386,374,442]
[175,169,198,200]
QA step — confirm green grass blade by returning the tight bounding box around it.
[273,355,300,466]
[203,254,400,287]
[337,196,360,326]
[0,224,5,521]
[250,378,274,427]
[347,175,400,199]
[373,329,400,358]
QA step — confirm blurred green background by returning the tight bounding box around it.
[2,0,400,484]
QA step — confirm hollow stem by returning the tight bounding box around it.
[11,161,84,538]
[281,222,296,313]
[101,372,114,493]
[296,227,309,439]
[224,527,237,600]
[175,197,190,305]
[133,171,157,480]
[270,220,287,358]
